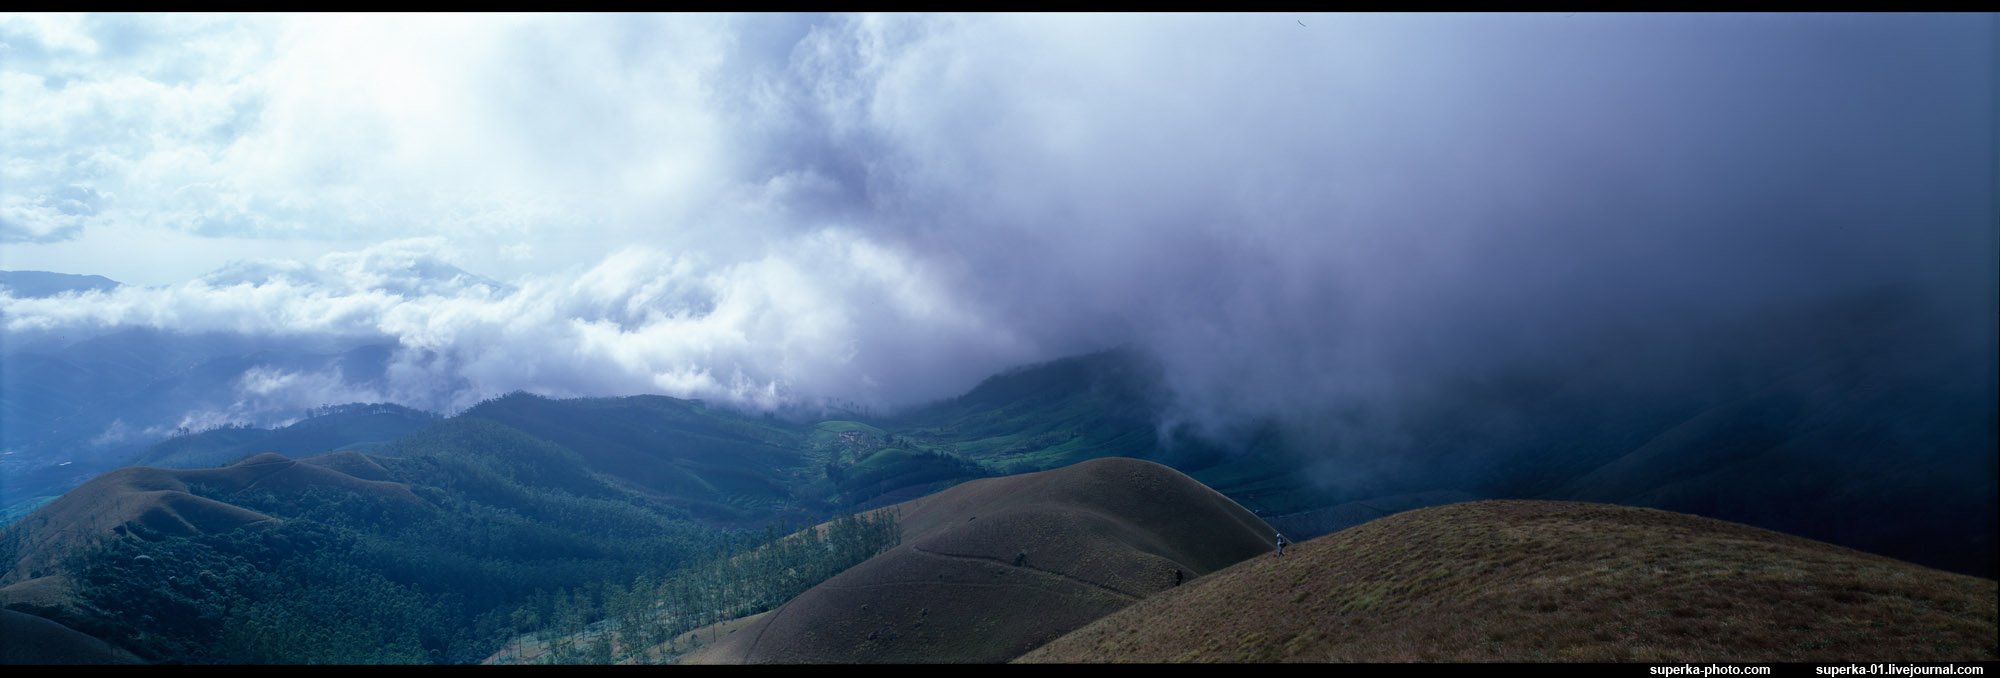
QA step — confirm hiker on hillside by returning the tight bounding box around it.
[1275,531,1289,557]
[1174,569,1183,586]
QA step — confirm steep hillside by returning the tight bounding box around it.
[1020,501,1997,663]
[461,393,1005,523]
[458,393,821,524]
[685,457,1273,664]
[891,350,1167,472]
[0,609,140,664]
[0,419,747,664]
[1,452,418,584]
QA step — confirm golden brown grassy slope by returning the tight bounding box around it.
[1019,500,1997,663]
[682,457,1274,664]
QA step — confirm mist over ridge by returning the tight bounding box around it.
[1,13,1991,498]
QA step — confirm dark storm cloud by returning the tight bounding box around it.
[713,13,1993,441]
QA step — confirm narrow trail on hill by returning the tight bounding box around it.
[909,545,1144,599]
[738,596,790,662]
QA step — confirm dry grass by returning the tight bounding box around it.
[682,457,1274,664]
[0,573,72,615]
[650,611,770,663]
[1019,500,1998,663]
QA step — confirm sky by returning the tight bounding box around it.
[0,12,1993,428]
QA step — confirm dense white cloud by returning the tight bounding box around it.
[0,13,740,278]
[1,234,1031,414]
[0,13,1991,441]
[201,365,393,429]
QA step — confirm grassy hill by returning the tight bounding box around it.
[1019,500,1998,663]
[684,457,1273,664]
[0,608,139,665]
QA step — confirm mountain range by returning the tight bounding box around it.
[0,278,1992,663]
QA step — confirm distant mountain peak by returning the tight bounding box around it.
[195,257,513,298]
[0,271,121,298]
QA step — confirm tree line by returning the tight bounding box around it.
[502,508,901,664]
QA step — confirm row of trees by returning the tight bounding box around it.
[39,409,916,664]
[504,508,902,664]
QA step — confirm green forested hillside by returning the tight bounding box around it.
[10,417,742,663]
[1,398,946,664]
